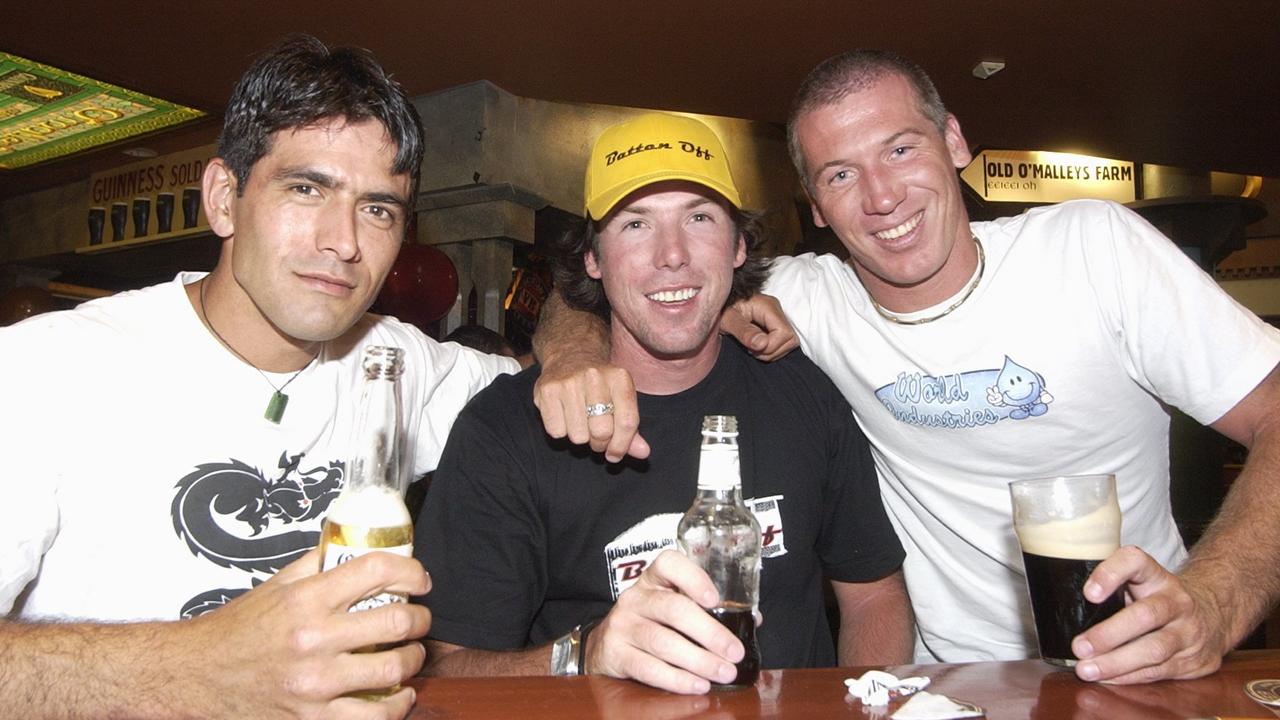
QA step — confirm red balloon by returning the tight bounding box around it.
[0,286,58,327]
[374,243,459,331]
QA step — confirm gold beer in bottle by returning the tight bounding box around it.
[320,345,413,700]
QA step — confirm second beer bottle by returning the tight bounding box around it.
[319,345,414,700]
[676,415,762,689]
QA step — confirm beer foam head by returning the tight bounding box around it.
[1011,474,1120,560]
[327,485,411,528]
[1014,505,1120,559]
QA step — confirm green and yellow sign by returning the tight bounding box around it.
[0,51,205,170]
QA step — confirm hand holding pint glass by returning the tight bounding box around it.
[1010,474,1124,667]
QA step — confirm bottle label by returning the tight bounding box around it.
[696,448,740,491]
[321,542,413,612]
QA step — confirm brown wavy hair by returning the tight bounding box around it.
[552,197,772,319]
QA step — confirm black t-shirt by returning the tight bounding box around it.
[415,341,904,669]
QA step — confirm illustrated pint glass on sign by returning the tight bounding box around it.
[110,202,128,241]
[155,192,175,233]
[1010,474,1124,667]
[182,187,202,228]
[132,197,151,237]
[87,207,105,246]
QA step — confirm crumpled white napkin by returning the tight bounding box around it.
[889,690,984,720]
[843,670,931,707]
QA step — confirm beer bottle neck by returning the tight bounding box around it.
[348,373,401,493]
[691,485,746,506]
[695,439,742,496]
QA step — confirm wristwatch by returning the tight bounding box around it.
[549,618,603,676]
[549,626,581,676]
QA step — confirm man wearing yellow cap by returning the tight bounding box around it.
[413,113,912,693]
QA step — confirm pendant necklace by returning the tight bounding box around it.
[198,277,318,423]
[869,234,986,326]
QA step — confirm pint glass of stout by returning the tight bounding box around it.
[87,207,105,246]
[110,202,128,242]
[1009,474,1123,667]
[155,192,175,233]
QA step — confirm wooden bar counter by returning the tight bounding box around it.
[406,649,1280,719]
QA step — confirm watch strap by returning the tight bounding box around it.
[576,617,603,676]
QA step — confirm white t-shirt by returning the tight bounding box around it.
[765,200,1280,662]
[0,272,519,622]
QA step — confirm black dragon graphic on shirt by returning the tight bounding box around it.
[171,452,343,618]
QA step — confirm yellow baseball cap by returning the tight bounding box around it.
[584,112,742,220]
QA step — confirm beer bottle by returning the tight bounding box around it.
[676,415,762,689]
[319,345,414,700]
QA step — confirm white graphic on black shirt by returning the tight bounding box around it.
[605,513,681,600]
[748,495,787,558]
[604,496,786,600]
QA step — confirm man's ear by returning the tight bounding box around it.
[584,249,603,280]
[203,158,237,239]
[796,174,830,229]
[943,113,972,169]
[733,233,747,269]
[809,200,830,229]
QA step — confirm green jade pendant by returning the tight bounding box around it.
[264,391,289,424]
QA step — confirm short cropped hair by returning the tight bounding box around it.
[551,199,771,319]
[218,34,424,204]
[787,49,947,188]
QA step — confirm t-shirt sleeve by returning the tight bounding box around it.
[0,320,62,613]
[0,478,57,614]
[762,254,822,359]
[812,371,906,583]
[1084,201,1280,425]
[402,329,522,477]
[412,376,546,650]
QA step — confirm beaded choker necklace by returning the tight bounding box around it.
[198,278,318,423]
[869,235,985,326]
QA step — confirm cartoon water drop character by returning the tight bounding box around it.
[985,356,1054,419]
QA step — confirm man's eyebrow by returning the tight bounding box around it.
[618,196,719,216]
[273,166,409,209]
[681,196,717,211]
[363,191,410,210]
[880,128,928,147]
[811,157,851,180]
[809,127,931,179]
[615,203,655,216]
[274,166,337,188]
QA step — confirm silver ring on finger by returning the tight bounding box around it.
[586,402,614,418]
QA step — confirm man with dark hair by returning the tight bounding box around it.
[0,35,520,719]
[416,113,911,694]
[217,36,425,202]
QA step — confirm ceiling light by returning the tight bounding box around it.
[972,60,1006,80]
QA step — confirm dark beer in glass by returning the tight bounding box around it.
[1010,474,1122,667]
